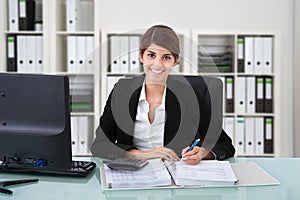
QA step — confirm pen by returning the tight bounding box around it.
[186,138,200,152]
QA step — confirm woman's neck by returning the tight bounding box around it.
[145,82,165,105]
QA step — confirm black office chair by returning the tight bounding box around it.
[173,75,223,123]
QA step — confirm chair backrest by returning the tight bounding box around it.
[182,75,223,123]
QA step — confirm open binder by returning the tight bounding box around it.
[99,158,279,190]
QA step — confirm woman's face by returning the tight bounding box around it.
[140,43,178,86]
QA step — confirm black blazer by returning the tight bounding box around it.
[91,74,235,160]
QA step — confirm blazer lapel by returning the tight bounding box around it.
[164,88,181,145]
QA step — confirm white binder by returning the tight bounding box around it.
[110,35,120,73]
[236,77,246,114]
[246,77,256,113]
[8,0,19,31]
[66,0,80,31]
[254,37,264,74]
[129,36,140,73]
[107,76,116,97]
[235,117,245,156]
[17,35,26,72]
[80,0,93,31]
[255,117,264,155]
[67,36,77,72]
[71,116,79,155]
[244,37,254,74]
[26,35,36,72]
[107,76,123,98]
[245,117,254,155]
[224,117,234,140]
[85,36,94,73]
[35,36,43,72]
[78,116,89,154]
[262,37,273,74]
[217,76,226,114]
[76,36,86,72]
[120,36,129,73]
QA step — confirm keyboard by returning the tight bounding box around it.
[67,160,96,176]
[44,160,97,177]
[0,160,96,177]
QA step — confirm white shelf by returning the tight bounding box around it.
[4,31,43,35]
[56,31,95,35]
[71,112,95,116]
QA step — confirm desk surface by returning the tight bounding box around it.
[0,157,299,200]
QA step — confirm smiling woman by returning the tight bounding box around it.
[141,43,177,85]
[139,25,179,85]
[91,25,235,165]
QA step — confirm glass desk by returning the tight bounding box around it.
[0,157,299,200]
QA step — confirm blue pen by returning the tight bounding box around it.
[186,138,200,152]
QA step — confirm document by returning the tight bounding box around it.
[101,159,238,190]
[102,158,171,189]
[164,160,237,186]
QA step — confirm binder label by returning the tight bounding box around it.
[19,0,26,17]
[7,37,15,58]
[266,119,272,139]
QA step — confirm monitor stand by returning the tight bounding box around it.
[0,179,38,194]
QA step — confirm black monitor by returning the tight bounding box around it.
[0,73,72,171]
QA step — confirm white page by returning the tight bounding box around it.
[103,158,171,188]
[168,160,237,186]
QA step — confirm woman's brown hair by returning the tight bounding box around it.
[140,25,180,62]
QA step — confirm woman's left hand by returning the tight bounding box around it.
[181,146,213,165]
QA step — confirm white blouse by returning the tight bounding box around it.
[133,82,166,150]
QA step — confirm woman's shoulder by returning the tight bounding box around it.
[113,74,145,93]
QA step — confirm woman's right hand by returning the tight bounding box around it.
[125,147,180,161]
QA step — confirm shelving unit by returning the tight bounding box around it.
[0,1,282,157]
[52,0,100,156]
[191,30,281,157]
[1,0,101,156]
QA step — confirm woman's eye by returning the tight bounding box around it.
[163,55,171,60]
[147,53,155,58]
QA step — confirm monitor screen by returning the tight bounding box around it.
[0,73,72,171]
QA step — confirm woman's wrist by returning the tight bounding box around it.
[198,147,215,160]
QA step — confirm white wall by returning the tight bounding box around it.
[293,0,300,157]
[99,0,294,156]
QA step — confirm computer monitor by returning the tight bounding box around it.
[0,73,72,171]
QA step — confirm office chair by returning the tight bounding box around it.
[174,75,223,122]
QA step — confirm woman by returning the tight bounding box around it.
[91,25,235,165]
